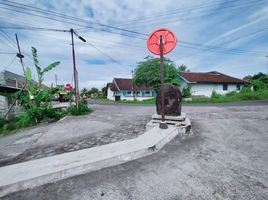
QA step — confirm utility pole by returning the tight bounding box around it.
[70,28,86,108]
[55,74,57,86]
[265,53,268,75]
[71,28,79,108]
[131,69,136,100]
[15,34,26,75]
[4,34,26,119]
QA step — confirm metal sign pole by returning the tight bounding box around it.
[159,35,168,129]
[147,28,177,129]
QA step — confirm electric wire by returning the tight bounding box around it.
[2,55,16,71]
[117,0,266,28]
[114,0,262,26]
[86,41,133,70]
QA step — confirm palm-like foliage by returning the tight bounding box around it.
[31,47,60,88]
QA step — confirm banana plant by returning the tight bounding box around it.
[32,47,60,88]
[22,47,60,107]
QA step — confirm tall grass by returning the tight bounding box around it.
[117,90,268,105]
[184,89,268,104]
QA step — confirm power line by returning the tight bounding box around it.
[175,28,268,61]
[0,24,264,58]
[0,52,15,54]
[0,37,17,51]
[0,30,17,47]
[0,0,148,36]
[114,0,257,26]
[0,0,266,62]
[0,26,69,32]
[117,0,265,28]
[180,41,264,55]
[86,41,132,70]
[2,55,16,71]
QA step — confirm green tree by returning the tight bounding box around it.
[90,87,99,94]
[178,64,187,72]
[243,72,268,91]
[182,85,192,98]
[133,56,181,90]
[80,88,88,97]
[101,86,107,98]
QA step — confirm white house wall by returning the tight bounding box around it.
[107,89,155,101]
[121,96,153,101]
[107,87,114,100]
[190,83,240,97]
[0,95,7,115]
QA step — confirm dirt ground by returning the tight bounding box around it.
[2,102,268,200]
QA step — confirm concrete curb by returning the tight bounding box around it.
[0,126,178,197]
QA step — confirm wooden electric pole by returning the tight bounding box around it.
[15,34,26,76]
[265,54,268,75]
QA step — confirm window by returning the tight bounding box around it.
[114,91,120,96]
[223,84,228,91]
[236,84,241,90]
[143,90,150,96]
[123,91,126,96]
[126,91,132,96]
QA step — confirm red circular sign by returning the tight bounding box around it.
[147,28,177,55]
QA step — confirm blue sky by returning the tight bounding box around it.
[0,0,267,89]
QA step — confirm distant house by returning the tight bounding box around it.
[178,71,248,97]
[107,78,156,101]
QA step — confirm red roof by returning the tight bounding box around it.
[107,82,118,91]
[179,71,247,84]
[108,78,153,91]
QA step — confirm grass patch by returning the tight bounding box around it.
[67,101,94,116]
[119,98,156,104]
[111,90,268,105]
[183,89,268,104]
[0,101,94,137]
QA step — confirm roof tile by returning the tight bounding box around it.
[179,71,247,84]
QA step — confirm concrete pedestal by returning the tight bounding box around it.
[146,112,192,134]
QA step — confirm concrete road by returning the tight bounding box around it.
[3,103,268,200]
[0,104,154,166]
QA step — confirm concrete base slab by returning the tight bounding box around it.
[0,126,178,197]
[151,113,186,121]
[148,113,192,135]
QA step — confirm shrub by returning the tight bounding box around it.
[67,101,93,116]
[26,106,44,124]
[225,91,237,97]
[16,112,32,128]
[3,122,17,131]
[182,85,191,98]
[43,107,64,120]
[240,85,251,93]
[0,116,5,128]
[211,90,222,99]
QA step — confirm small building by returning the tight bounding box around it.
[0,70,25,117]
[178,71,248,97]
[107,78,156,101]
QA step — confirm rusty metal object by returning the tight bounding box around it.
[156,84,182,116]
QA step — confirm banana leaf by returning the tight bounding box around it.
[31,47,42,76]
[25,67,32,81]
[42,61,60,74]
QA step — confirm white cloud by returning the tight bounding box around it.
[1,0,268,89]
